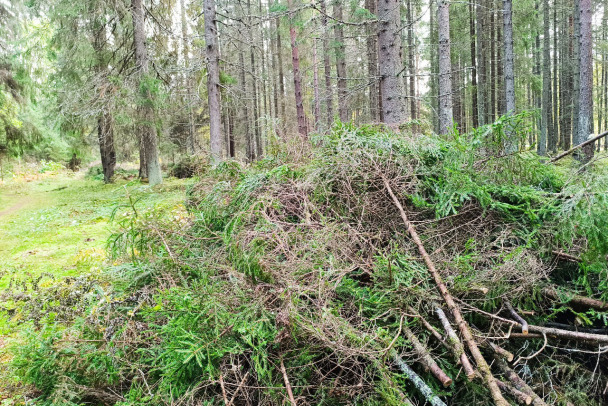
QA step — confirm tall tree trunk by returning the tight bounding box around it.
[180,0,195,154]
[496,0,505,116]
[559,6,572,150]
[93,19,116,183]
[276,17,286,129]
[437,0,453,134]
[313,42,320,131]
[247,0,261,158]
[407,0,417,122]
[287,0,308,137]
[271,8,279,123]
[535,1,543,152]
[132,0,162,185]
[453,57,462,131]
[475,0,486,126]
[378,0,405,125]
[552,4,559,148]
[239,51,252,160]
[503,0,516,152]
[541,0,554,155]
[490,6,496,122]
[429,0,438,132]
[334,1,349,122]
[603,8,608,148]
[469,1,479,128]
[577,0,593,161]
[365,0,379,122]
[205,0,222,164]
[320,0,334,128]
[572,0,580,149]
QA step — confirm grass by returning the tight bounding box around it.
[0,169,189,285]
[0,165,192,402]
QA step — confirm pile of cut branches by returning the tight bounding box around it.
[7,122,608,405]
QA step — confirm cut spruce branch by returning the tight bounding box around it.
[548,130,608,163]
[381,173,509,406]
[391,350,447,406]
[543,287,608,311]
[493,357,548,406]
[435,306,476,380]
[487,342,515,362]
[496,379,532,405]
[459,300,608,344]
[412,307,446,345]
[505,300,529,334]
[403,326,453,387]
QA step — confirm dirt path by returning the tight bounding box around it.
[0,197,29,219]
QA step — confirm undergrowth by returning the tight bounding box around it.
[5,119,608,405]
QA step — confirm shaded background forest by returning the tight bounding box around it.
[0,0,607,176]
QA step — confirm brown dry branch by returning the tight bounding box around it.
[280,357,298,406]
[485,341,515,362]
[505,300,529,335]
[548,130,608,163]
[380,172,510,406]
[402,326,453,387]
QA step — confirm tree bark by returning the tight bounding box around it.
[576,0,593,162]
[287,0,308,137]
[93,18,116,184]
[407,0,417,122]
[334,1,348,123]
[437,0,453,134]
[503,0,516,152]
[180,0,195,154]
[204,0,223,164]
[469,1,479,128]
[319,0,334,128]
[98,113,116,183]
[540,0,553,156]
[572,0,580,152]
[131,0,162,185]
[378,0,405,125]
[276,17,286,129]
[313,42,320,131]
[475,0,486,127]
[365,0,379,122]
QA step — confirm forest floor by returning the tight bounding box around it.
[0,164,190,399]
[0,167,188,287]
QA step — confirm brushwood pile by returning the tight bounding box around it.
[7,122,608,405]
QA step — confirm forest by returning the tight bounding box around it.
[1,0,608,405]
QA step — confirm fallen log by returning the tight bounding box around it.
[435,307,476,380]
[543,288,608,312]
[392,350,447,406]
[548,130,608,163]
[382,174,509,406]
[403,326,453,387]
